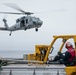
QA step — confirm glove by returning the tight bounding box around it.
[53,55,60,61]
[58,51,62,55]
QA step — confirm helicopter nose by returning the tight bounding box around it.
[33,20,43,25]
[37,20,43,25]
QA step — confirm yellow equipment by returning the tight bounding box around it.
[27,35,76,75]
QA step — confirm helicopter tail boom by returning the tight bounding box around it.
[3,19,9,30]
[0,27,8,30]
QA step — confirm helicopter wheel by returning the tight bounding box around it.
[9,31,12,36]
[35,28,38,32]
[24,27,27,30]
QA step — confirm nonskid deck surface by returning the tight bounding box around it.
[1,64,65,69]
[0,64,66,75]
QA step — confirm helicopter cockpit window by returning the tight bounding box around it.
[33,17,39,22]
[37,18,39,20]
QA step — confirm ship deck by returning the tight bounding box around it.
[0,64,66,75]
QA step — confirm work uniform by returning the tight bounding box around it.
[53,42,75,66]
[58,48,75,66]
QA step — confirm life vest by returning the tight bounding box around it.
[67,48,75,61]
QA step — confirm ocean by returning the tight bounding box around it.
[0,50,32,58]
[0,50,56,58]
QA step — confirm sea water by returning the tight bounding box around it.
[0,50,32,58]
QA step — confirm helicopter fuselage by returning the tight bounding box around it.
[8,16,43,31]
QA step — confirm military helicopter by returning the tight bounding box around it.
[0,4,43,36]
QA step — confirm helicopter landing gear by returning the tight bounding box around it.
[24,27,27,30]
[9,31,12,36]
[35,28,38,32]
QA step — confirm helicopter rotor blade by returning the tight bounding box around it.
[4,3,25,13]
[0,12,23,15]
[4,3,34,15]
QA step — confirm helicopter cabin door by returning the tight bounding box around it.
[25,18,29,27]
[20,19,25,27]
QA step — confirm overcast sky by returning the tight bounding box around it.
[0,0,76,52]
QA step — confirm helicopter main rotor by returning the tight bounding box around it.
[0,3,34,15]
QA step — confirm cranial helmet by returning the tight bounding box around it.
[65,42,73,49]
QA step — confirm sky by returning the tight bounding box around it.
[0,0,76,53]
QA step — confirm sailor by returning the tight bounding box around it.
[53,42,75,66]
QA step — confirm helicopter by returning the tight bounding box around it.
[0,4,43,36]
